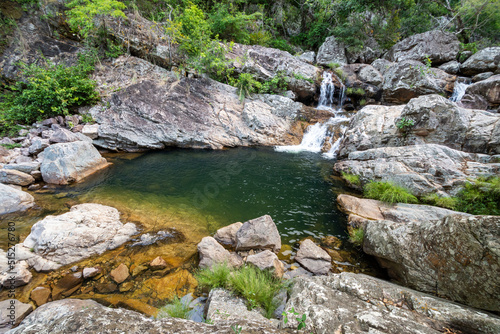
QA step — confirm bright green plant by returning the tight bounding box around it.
[348,227,364,246]
[341,172,361,186]
[258,71,289,95]
[81,113,95,124]
[188,39,234,83]
[157,296,191,319]
[179,2,211,56]
[364,181,418,204]
[231,324,242,334]
[396,117,415,137]
[293,73,314,84]
[0,143,22,149]
[268,38,295,54]
[195,262,232,289]
[421,193,458,210]
[282,307,307,331]
[455,177,500,215]
[234,73,260,102]
[208,3,262,44]
[327,62,340,69]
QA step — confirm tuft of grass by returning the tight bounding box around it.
[157,296,191,319]
[364,181,418,204]
[455,177,500,215]
[0,143,22,149]
[341,172,360,186]
[421,193,458,210]
[348,227,364,246]
[195,262,232,289]
[327,62,340,69]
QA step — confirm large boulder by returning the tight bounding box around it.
[9,299,288,334]
[334,144,499,197]
[227,43,321,102]
[384,30,460,65]
[316,36,347,66]
[460,47,500,76]
[15,203,137,271]
[0,183,35,216]
[337,195,500,312]
[197,236,242,269]
[235,215,281,253]
[284,272,500,334]
[465,74,500,107]
[338,95,500,157]
[40,141,110,184]
[294,239,331,275]
[382,60,456,103]
[91,56,304,151]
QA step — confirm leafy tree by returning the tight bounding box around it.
[179,1,211,55]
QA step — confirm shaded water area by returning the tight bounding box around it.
[1,147,376,313]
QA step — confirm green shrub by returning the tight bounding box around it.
[396,117,415,137]
[348,227,364,246]
[179,2,211,56]
[341,172,360,186]
[364,181,418,204]
[268,38,296,54]
[195,262,232,289]
[258,71,289,95]
[157,296,191,319]
[234,73,260,102]
[0,57,99,133]
[327,63,340,69]
[208,3,262,45]
[187,39,234,83]
[455,177,500,215]
[422,193,458,210]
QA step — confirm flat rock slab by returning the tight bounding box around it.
[8,299,290,333]
[16,203,137,271]
[284,273,500,334]
[0,169,34,186]
[235,215,281,253]
[0,299,32,332]
[294,239,331,275]
[0,183,35,216]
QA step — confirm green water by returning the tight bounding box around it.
[64,147,348,244]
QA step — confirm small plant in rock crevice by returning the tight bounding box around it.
[348,227,365,247]
[156,295,191,319]
[396,117,415,137]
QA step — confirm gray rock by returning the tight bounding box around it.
[461,47,500,76]
[438,60,460,74]
[316,36,347,66]
[284,272,500,334]
[0,183,35,216]
[296,51,315,64]
[0,250,32,288]
[0,169,34,186]
[334,144,500,197]
[294,239,331,275]
[81,124,99,139]
[213,222,242,247]
[9,299,288,334]
[40,141,109,185]
[205,289,273,326]
[465,74,500,106]
[197,237,242,269]
[384,30,460,65]
[371,59,394,76]
[356,199,500,312]
[382,60,455,103]
[346,37,382,64]
[246,250,285,278]
[473,71,494,82]
[358,65,383,86]
[0,299,32,332]
[235,215,281,253]
[49,128,90,144]
[82,267,100,279]
[458,93,489,110]
[15,203,137,271]
[338,95,500,157]
[4,162,40,174]
[28,137,50,156]
[92,57,304,151]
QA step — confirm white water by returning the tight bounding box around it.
[275,71,349,159]
[450,80,471,102]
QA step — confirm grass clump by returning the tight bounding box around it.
[348,227,364,246]
[0,143,22,149]
[195,263,287,319]
[422,193,458,210]
[364,181,418,204]
[455,177,500,215]
[341,172,360,186]
[157,296,191,319]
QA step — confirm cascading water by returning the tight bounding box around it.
[450,77,471,102]
[275,70,349,159]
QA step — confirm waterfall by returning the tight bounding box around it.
[275,71,350,159]
[450,78,471,102]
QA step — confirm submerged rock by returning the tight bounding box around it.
[0,183,35,216]
[16,203,137,271]
[235,215,281,253]
[294,239,331,275]
[40,141,110,184]
[284,272,500,334]
[337,194,500,312]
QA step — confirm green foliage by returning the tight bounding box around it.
[208,3,262,44]
[157,296,191,319]
[348,227,364,247]
[455,177,500,215]
[234,73,260,102]
[364,181,418,204]
[293,73,313,84]
[327,63,340,69]
[460,42,478,54]
[341,172,360,186]
[231,324,242,334]
[187,39,234,82]
[346,87,366,96]
[333,68,346,82]
[268,38,295,54]
[0,55,98,134]
[282,307,307,331]
[179,2,211,55]
[422,194,458,210]
[258,71,289,95]
[81,113,95,124]
[396,117,415,137]
[359,99,367,106]
[0,143,22,149]
[195,263,287,319]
